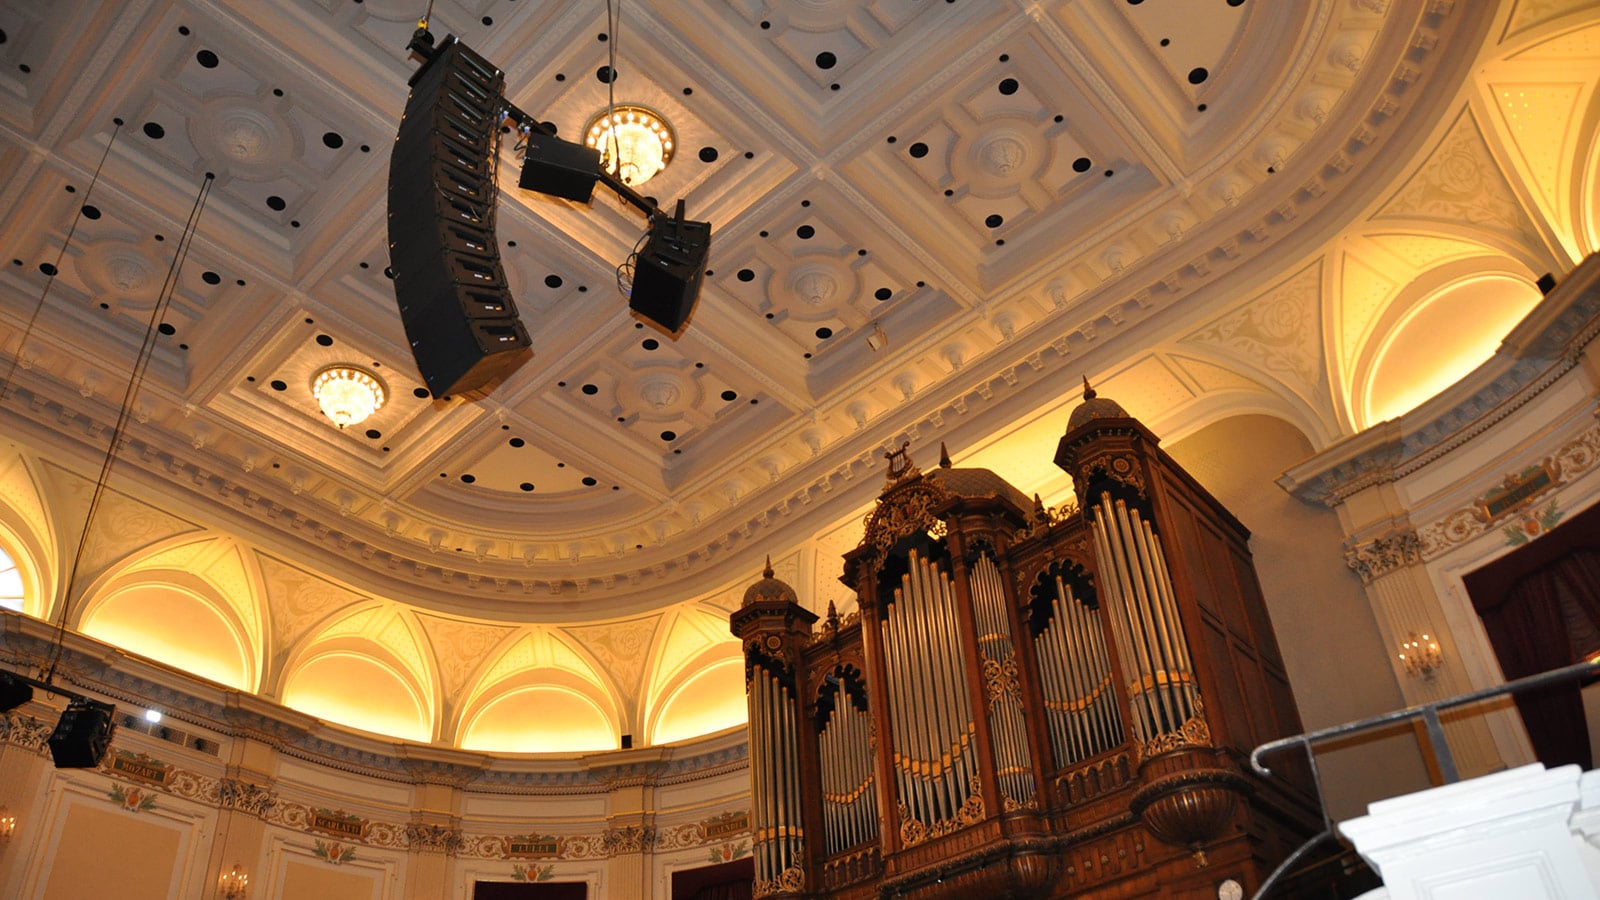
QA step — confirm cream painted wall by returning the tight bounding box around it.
[1167,415,1432,820]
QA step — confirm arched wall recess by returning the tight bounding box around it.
[458,677,620,753]
[0,452,58,619]
[0,520,46,618]
[648,654,748,746]
[280,648,433,742]
[113,537,269,669]
[642,608,742,719]
[1353,258,1543,428]
[448,628,624,747]
[1470,15,1600,264]
[1581,128,1600,257]
[77,576,255,691]
[273,606,440,740]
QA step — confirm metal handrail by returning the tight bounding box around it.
[1247,657,1600,900]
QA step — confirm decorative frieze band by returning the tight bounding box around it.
[1416,423,1600,559]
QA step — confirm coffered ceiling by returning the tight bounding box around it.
[1,0,1596,748]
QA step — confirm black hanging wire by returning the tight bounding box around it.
[604,0,622,175]
[0,118,125,404]
[41,171,216,685]
[605,0,635,293]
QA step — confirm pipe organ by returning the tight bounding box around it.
[732,384,1318,898]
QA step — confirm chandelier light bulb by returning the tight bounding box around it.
[585,105,675,187]
[312,366,387,429]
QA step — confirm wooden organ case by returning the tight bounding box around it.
[731,386,1318,898]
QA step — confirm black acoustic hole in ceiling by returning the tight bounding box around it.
[196,49,218,68]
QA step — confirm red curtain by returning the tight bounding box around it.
[1464,502,1600,769]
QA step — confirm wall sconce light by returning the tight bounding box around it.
[866,323,888,352]
[219,863,249,899]
[1398,632,1444,679]
[0,806,15,844]
[312,365,387,429]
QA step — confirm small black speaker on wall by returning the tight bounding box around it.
[0,670,32,712]
[388,37,532,398]
[630,201,711,336]
[49,697,116,769]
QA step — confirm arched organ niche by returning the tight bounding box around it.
[733,385,1318,898]
[1028,560,1124,769]
[814,664,878,857]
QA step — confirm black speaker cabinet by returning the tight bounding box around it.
[49,698,116,769]
[388,38,532,397]
[519,134,602,202]
[631,215,711,336]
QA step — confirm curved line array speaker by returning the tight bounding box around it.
[388,38,531,398]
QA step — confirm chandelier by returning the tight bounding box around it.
[585,105,675,187]
[312,365,387,428]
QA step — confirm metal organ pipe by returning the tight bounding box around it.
[1109,497,1177,735]
[881,548,976,832]
[970,553,1035,807]
[1035,575,1124,769]
[1090,492,1198,747]
[747,663,805,885]
[820,694,879,856]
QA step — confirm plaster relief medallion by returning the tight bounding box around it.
[193,97,294,176]
[77,241,160,308]
[955,123,1043,194]
[782,262,855,321]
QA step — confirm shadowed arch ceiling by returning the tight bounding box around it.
[0,0,1597,747]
